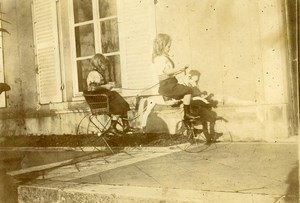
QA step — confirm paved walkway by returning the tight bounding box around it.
[14,142,298,202]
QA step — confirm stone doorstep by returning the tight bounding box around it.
[18,181,281,203]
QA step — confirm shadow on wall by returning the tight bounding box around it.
[145,113,169,134]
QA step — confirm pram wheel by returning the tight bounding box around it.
[76,113,122,153]
[176,119,207,143]
[76,114,113,136]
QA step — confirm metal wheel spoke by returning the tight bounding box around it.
[76,113,114,153]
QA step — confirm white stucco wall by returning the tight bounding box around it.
[151,0,291,141]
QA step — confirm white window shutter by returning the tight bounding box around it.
[32,0,62,104]
[119,0,156,95]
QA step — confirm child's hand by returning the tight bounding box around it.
[108,85,114,90]
[183,74,196,87]
[188,80,197,87]
[206,93,214,100]
[103,84,113,90]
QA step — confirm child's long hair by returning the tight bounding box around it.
[90,53,109,70]
[152,33,172,61]
[90,53,113,81]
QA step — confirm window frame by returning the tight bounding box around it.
[68,0,121,97]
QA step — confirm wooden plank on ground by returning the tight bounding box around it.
[6,151,109,179]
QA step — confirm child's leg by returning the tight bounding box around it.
[202,121,210,139]
[183,94,197,120]
[183,94,192,105]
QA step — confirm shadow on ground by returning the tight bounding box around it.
[284,163,299,202]
[0,133,190,148]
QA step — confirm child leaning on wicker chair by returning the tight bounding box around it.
[86,53,135,134]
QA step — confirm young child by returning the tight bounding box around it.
[183,69,225,143]
[152,33,196,121]
[86,53,134,134]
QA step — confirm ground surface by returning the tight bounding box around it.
[1,135,298,203]
[16,142,299,203]
[0,133,195,203]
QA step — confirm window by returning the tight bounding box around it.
[70,0,157,97]
[70,0,121,93]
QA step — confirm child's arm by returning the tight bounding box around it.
[183,77,197,87]
[87,71,113,91]
[164,65,187,76]
[88,83,113,91]
[99,84,113,90]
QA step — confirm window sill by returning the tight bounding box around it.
[49,100,89,114]
[71,95,84,102]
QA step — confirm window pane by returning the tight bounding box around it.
[107,55,121,88]
[75,24,95,57]
[99,0,117,18]
[73,0,93,23]
[77,59,93,92]
[100,19,119,53]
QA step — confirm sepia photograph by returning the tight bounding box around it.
[0,0,299,202]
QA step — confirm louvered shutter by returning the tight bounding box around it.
[119,0,156,95]
[32,0,62,104]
